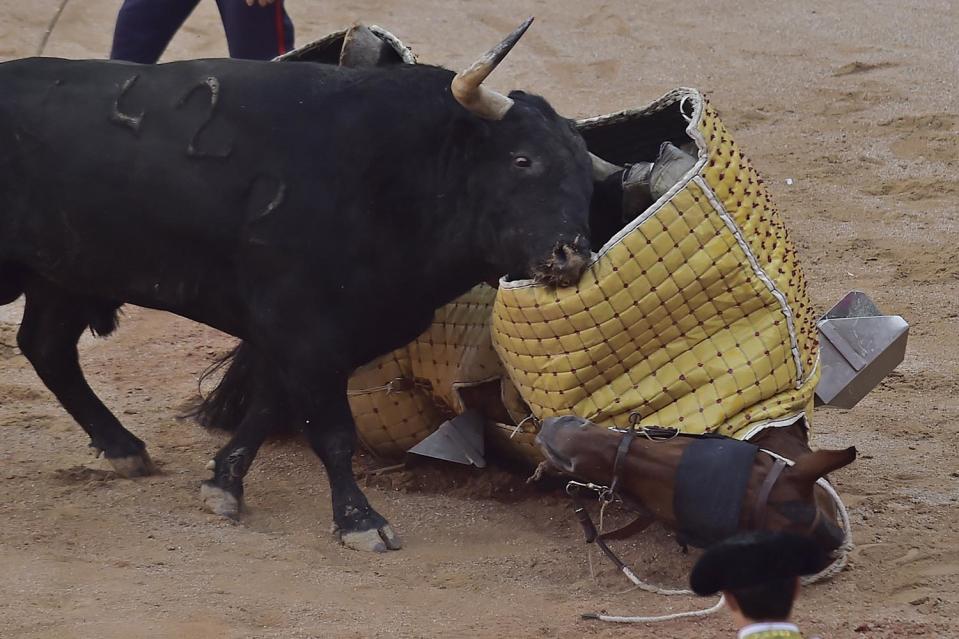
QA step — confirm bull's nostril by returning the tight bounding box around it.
[534,240,589,288]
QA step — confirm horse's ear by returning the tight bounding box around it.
[790,447,857,481]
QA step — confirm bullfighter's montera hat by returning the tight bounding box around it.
[689,531,825,596]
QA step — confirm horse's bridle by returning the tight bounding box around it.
[755,450,828,540]
[750,457,787,530]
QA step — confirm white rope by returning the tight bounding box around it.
[509,414,536,439]
[617,564,698,597]
[585,595,725,624]
[37,0,70,56]
[803,477,852,583]
[678,94,696,123]
[582,449,853,623]
[583,494,724,622]
[345,377,422,397]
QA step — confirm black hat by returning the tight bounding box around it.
[689,531,826,596]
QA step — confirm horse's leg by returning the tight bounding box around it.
[299,388,402,553]
[16,277,154,476]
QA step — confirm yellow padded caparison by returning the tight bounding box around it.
[347,88,819,459]
[492,89,819,441]
[347,284,502,457]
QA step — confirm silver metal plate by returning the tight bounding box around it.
[815,291,908,409]
[407,410,486,467]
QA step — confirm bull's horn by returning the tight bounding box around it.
[451,17,533,120]
[590,153,623,181]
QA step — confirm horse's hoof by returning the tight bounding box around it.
[107,451,157,478]
[200,481,241,519]
[339,525,403,552]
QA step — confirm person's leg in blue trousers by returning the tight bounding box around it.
[110,0,294,64]
[215,0,294,60]
[110,0,202,63]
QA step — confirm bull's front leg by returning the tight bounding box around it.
[302,393,402,553]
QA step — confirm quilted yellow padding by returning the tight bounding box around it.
[347,285,502,457]
[492,91,819,440]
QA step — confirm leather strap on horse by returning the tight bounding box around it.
[573,503,632,572]
[609,428,638,495]
[752,457,787,530]
[568,486,656,544]
[568,428,657,574]
[597,511,657,541]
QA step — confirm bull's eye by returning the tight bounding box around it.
[513,155,532,168]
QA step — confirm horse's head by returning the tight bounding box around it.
[759,447,857,554]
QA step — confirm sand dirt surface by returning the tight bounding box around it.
[1,1,958,637]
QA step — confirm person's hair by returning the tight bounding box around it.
[727,578,798,620]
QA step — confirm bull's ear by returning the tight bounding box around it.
[790,447,857,481]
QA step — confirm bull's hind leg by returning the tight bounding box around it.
[16,278,155,476]
[200,387,278,519]
[228,321,400,552]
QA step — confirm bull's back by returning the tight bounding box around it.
[0,57,353,330]
[0,57,336,238]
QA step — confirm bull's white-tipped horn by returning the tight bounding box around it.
[451,17,533,120]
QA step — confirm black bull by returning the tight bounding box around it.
[0,27,595,552]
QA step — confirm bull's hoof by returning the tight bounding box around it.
[200,481,241,519]
[338,524,403,553]
[106,451,157,478]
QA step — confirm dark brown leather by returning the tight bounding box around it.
[609,429,638,494]
[596,510,657,541]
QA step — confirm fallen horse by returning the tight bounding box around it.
[0,19,596,552]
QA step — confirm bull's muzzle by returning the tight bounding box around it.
[534,235,591,288]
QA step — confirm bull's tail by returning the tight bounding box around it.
[187,342,258,431]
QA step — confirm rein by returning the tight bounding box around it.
[567,429,656,581]
[568,428,852,624]
[566,426,679,547]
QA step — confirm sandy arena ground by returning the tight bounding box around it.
[1,1,957,637]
